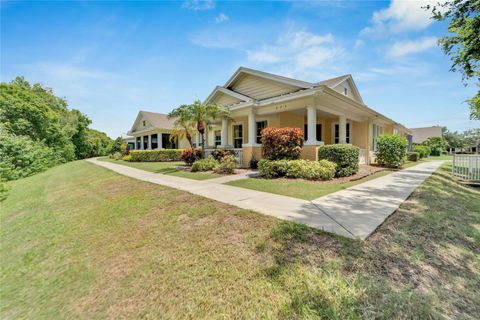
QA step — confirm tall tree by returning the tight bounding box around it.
[427,0,480,119]
[168,104,195,150]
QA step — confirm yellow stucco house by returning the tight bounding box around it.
[128,67,409,167]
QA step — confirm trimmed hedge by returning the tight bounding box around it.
[261,127,303,160]
[258,159,336,180]
[127,149,183,162]
[213,154,237,174]
[375,134,408,168]
[413,145,430,159]
[318,144,359,177]
[407,152,420,162]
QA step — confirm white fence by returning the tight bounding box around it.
[452,154,480,183]
[204,148,243,168]
[359,149,367,164]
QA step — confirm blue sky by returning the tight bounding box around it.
[1,0,478,137]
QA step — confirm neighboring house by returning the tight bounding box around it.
[203,67,409,165]
[121,133,136,150]
[409,126,443,144]
[127,111,190,150]
[126,67,409,166]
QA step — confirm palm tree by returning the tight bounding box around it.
[189,99,229,152]
[168,104,195,150]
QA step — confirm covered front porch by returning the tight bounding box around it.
[204,94,384,168]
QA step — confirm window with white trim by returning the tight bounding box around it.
[344,87,348,95]
[214,130,221,147]
[233,125,243,148]
[256,121,267,144]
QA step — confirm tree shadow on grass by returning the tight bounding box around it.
[257,164,480,319]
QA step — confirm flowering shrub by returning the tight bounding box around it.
[213,154,237,174]
[191,157,219,172]
[375,134,408,168]
[128,149,183,162]
[181,149,203,166]
[318,144,359,177]
[261,127,303,160]
[211,149,236,161]
[258,159,336,180]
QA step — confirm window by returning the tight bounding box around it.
[334,123,350,144]
[214,130,221,147]
[256,121,267,144]
[151,134,158,149]
[127,142,135,150]
[344,87,348,95]
[143,136,149,150]
[142,120,146,126]
[304,124,322,141]
[233,125,243,148]
[372,124,384,151]
[393,128,398,135]
[136,137,141,150]
[162,133,177,149]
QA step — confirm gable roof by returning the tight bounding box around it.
[224,67,313,90]
[130,111,175,132]
[316,74,364,104]
[204,86,253,105]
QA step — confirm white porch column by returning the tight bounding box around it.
[148,135,152,150]
[339,115,347,144]
[159,133,163,149]
[246,110,257,146]
[305,105,318,145]
[141,136,145,150]
[220,117,228,147]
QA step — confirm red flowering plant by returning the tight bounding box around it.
[261,127,304,160]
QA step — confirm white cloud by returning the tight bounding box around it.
[354,39,364,49]
[362,0,436,35]
[387,36,437,57]
[215,13,229,23]
[182,0,215,11]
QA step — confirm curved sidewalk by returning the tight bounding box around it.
[87,158,444,239]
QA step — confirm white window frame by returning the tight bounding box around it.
[214,130,221,147]
[331,122,351,144]
[232,124,243,148]
[256,120,268,144]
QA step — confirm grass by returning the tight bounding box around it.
[227,170,393,200]
[227,160,447,200]
[98,157,222,180]
[423,155,453,161]
[1,161,479,319]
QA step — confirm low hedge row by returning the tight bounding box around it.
[413,145,431,159]
[407,152,420,162]
[127,149,183,162]
[258,159,336,180]
[318,144,359,177]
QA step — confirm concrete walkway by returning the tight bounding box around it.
[87,158,444,239]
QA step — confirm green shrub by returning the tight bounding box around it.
[128,149,182,162]
[213,154,237,174]
[249,155,259,169]
[261,127,303,160]
[191,157,219,172]
[318,144,359,177]
[258,159,336,180]
[413,145,430,159]
[109,152,123,160]
[0,129,59,181]
[122,155,132,162]
[423,137,446,156]
[375,134,408,168]
[407,152,420,162]
[181,149,202,166]
[211,149,236,161]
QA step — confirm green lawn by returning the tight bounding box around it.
[99,157,221,180]
[1,161,479,319]
[423,155,453,161]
